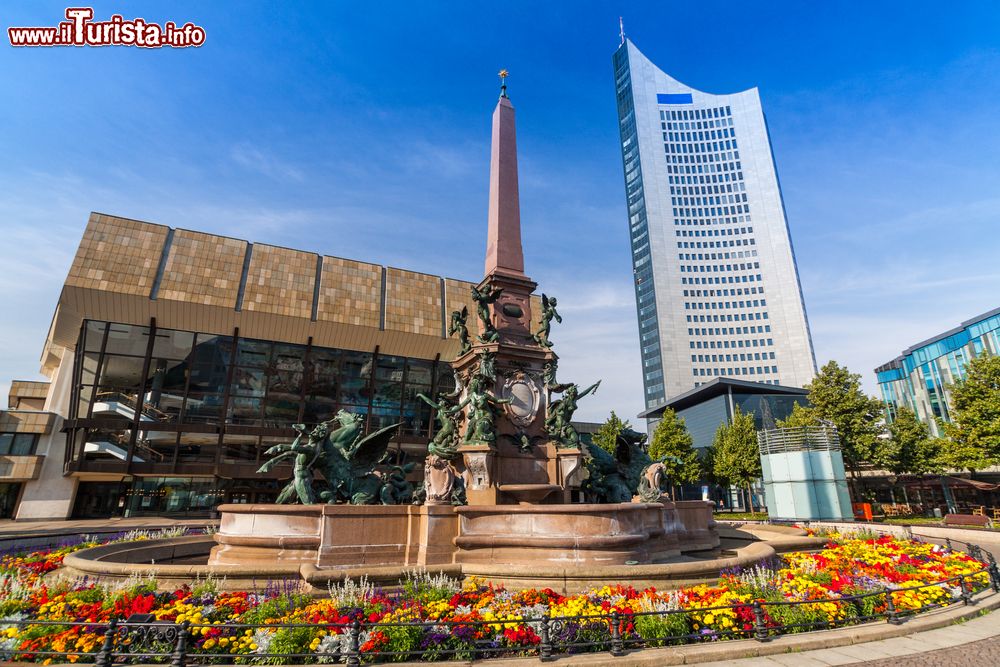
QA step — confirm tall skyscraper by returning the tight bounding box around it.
[613,39,817,409]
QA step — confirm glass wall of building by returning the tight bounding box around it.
[876,307,1000,435]
[66,319,447,516]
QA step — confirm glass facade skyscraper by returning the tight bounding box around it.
[876,306,1000,435]
[613,40,817,409]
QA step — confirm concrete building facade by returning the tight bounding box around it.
[613,39,817,410]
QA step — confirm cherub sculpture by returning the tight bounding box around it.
[470,284,503,343]
[448,306,472,355]
[533,294,562,348]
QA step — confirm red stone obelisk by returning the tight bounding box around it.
[450,72,582,507]
[484,86,525,279]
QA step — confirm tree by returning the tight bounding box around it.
[801,361,883,489]
[935,431,993,475]
[648,407,700,499]
[712,407,762,511]
[591,410,630,455]
[775,402,818,429]
[874,406,941,476]
[942,353,1000,472]
[870,406,943,506]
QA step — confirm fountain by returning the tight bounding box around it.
[206,72,718,576]
[61,76,822,594]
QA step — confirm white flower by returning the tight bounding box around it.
[252,628,274,654]
[316,633,347,664]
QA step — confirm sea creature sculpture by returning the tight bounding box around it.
[582,428,653,503]
[257,410,412,505]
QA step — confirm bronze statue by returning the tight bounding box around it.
[471,284,503,343]
[257,410,412,505]
[464,375,511,443]
[545,380,601,448]
[257,422,327,504]
[448,306,472,355]
[477,350,497,382]
[417,392,470,459]
[542,358,574,393]
[533,294,561,348]
[582,428,652,503]
[542,360,558,389]
[637,461,668,502]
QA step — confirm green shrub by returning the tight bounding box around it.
[634,611,689,646]
[262,626,318,665]
[379,623,425,662]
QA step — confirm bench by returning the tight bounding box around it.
[943,513,993,528]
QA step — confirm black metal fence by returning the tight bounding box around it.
[4,554,999,665]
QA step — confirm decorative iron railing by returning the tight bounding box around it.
[3,553,998,665]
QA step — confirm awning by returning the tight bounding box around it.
[900,476,1000,491]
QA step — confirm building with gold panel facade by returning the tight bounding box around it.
[2,211,542,520]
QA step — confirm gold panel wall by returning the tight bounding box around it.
[157,230,247,307]
[65,213,168,296]
[317,256,381,328]
[385,268,441,336]
[444,278,477,337]
[242,244,317,319]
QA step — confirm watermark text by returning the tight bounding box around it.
[8,8,206,48]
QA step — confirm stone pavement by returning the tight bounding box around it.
[685,609,1000,666]
[864,636,1000,666]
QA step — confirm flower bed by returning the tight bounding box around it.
[0,532,992,663]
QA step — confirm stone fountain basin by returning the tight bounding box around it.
[52,501,824,594]
[54,524,823,595]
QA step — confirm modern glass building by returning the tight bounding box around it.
[0,212,546,520]
[639,378,809,452]
[613,39,817,410]
[875,306,1000,435]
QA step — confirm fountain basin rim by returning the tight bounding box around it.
[454,533,650,549]
[454,501,673,514]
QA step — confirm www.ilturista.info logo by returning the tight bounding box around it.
[8,7,206,48]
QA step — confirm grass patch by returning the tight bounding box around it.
[714,511,769,521]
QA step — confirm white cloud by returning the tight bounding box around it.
[230,143,305,182]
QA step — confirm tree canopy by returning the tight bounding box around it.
[711,407,762,510]
[648,407,701,489]
[711,406,761,488]
[873,406,942,476]
[942,353,1000,471]
[801,361,883,472]
[590,410,630,455]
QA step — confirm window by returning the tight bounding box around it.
[0,433,38,456]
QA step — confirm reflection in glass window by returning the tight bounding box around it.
[0,433,38,456]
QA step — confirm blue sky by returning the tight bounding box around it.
[1,1,998,422]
